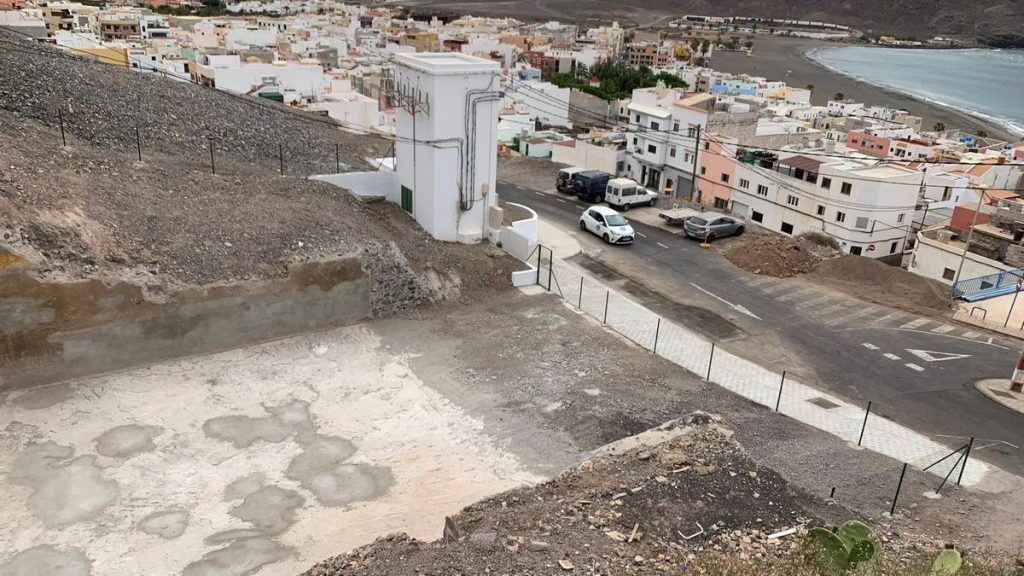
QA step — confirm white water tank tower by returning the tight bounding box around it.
[393,52,502,243]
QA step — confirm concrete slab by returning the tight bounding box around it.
[0,324,539,576]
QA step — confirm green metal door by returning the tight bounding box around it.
[401,185,413,214]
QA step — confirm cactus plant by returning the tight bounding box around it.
[931,548,963,575]
[806,521,881,574]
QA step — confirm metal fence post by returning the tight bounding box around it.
[208,138,216,175]
[547,250,553,291]
[279,144,285,175]
[775,371,786,412]
[706,342,716,381]
[857,401,872,447]
[891,463,908,516]
[135,125,142,162]
[578,277,583,308]
[653,318,661,354]
[956,437,974,486]
[938,449,967,493]
[58,109,66,147]
[536,246,542,285]
[335,143,340,173]
[603,291,609,324]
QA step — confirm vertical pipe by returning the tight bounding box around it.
[135,126,142,162]
[891,463,908,516]
[335,143,340,173]
[603,291,609,324]
[706,342,715,381]
[956,437,974,486]
[578,277,583,309]
[58,109,67,147]
[775,371,786,412]
[1006,290,1020,328]
[209,138,215,175]
[653,318,661,354]
[857,401,873,447]
[279,144,284,175]
[689,125,702,201]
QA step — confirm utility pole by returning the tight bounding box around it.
[689,125,702,202]
[950,188,987,295]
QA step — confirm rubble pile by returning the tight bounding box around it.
[811,256,953,314]
[724,232,836,278]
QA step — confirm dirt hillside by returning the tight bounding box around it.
[810,256,953,315]
[724,232,838,278]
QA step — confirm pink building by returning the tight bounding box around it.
[847,130,891,158]
[695,133,737,211]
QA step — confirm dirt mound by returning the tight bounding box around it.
[724,233,836,278]
[811,256,953,314]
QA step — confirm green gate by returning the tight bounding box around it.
[400,185,413,214]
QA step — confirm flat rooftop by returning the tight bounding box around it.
[395,52,499,75]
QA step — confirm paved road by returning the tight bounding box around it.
[499,181,1024,476]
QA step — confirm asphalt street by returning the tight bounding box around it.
[499,181,1024,476]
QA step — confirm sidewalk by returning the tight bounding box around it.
[528,223,1020,493]
[976,378,1024,415]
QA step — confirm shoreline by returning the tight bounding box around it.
[709,36,1014,142]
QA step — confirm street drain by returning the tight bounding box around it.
[808,397,841,409]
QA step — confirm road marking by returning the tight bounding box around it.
[656,242,670,249]
[825,305,883,326]
[743,276,777,287]
[883,353,902,361]
[872,311,908,326]
[534,191,544,196]
[961,331,981,339]
[690,282,762,321]
[861,343,879,350]
[930,324,956,334]
[777,287,815,302]
[794,294,834,309]
[906,349,972,363]
[812,304,849,319]
[762,283,794,295]
[636,232,647,238]
[888,329,1010,350]
[905,363,925,372]
[555,198,567,203]
[900,318,930,329]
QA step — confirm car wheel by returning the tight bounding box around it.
[735,226,744,236]
[621,203,630,211]
[602,233,610,243]
[707,232,717,241]
[649,198,657,207]
[579,220,587,231]
[598,195,605,203]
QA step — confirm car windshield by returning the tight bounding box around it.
[689,217,708,226]
[605,214,628,226]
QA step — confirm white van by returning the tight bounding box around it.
[604,178,658,210]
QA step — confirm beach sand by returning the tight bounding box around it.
[710,36,1012,141]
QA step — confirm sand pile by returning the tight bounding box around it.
[811,256,953,314]
[724,233,835,277]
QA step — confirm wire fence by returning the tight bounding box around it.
[532,244,981,513]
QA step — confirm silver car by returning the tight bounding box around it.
[683,212,745,241]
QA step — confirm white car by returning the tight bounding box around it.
[578,205,635,244]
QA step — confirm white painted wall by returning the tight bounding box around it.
[510,81,570,128]
[909,229,1013,284]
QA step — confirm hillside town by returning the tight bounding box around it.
[2,1,1024,575]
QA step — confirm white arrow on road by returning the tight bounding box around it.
[690,283,762,321]
[906,349,972,363]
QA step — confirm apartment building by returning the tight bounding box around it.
[623,90,708,194]
[730,146,920,258]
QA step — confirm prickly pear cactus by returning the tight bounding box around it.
[837,520,873,549]
[807,527,850,574]
[931,548,963,575]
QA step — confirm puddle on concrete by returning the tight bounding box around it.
[202,401,315,449]
[0,544,92,576]
[181,538,291,576]
[229,486,305,536]
[138,509,190,540]
[203,529,265,545]
[285,436,393,507]
[8,384,76,410]
[223,472,266,501]
[9,442,118,528]
[94,425,162,458]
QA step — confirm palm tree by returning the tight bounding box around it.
[833,92,845,101]
[976,129,989,138]
[932,122,945,132]
[804,84,815,92]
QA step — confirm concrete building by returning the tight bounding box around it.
[508,80,570,127]
[694,133,738,209]
[191,54,328,100]
[550,134,626,174]
[730,147,920,257]
[394,52,501,243]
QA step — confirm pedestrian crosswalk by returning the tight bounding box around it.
[737,274,997,344]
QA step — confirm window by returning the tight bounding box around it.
[841,182,852,195]
[721,173,730,183]
[897,213,905,223]
[751,211,764,223]
[756,184,768,196]
[670,146,677,158]
[786,195,799,206]
[714,197,729,210]
[704,141,710,150]
[942,268,956,281]
[632,137,637,146]
[673,121,680,132]
[651,121,660,131]
[836,211,846,223]
[739,178,750,189]
[781,222,794,235]
[647,144,657,154]
[635,114,640,123]
[684,153,691,163]
[616,160,625,172]
[850,246,862,256]
[890,241,898,254]
[816,205,825,216]
[700,166,706,175]
[855,216,869,229]
[687,127,696,138]
[623,187,636,197]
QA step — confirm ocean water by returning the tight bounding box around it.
[808,46,1024,137]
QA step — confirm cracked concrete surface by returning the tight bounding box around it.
[0,324,540,576]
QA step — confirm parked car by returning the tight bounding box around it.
[683,212,745,241]
[604,178,659,211]
[578,205,635,244]
[556,166,585,193]
[572,170,612,203]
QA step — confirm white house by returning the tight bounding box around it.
[191,54,328,100]
[730,147,920,257]
[508,80,570,128]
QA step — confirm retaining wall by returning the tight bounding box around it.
[0,248,372,392]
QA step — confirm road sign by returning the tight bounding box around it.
[1016,278,1022,292]
[906,349,971,363]
[867,244,876,252]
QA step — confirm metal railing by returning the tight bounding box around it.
[952,267,1024,301]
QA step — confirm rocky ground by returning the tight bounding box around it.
[0,28,387,175]
[498,155,567,192]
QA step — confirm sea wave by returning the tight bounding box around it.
[806,47,1024,137]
